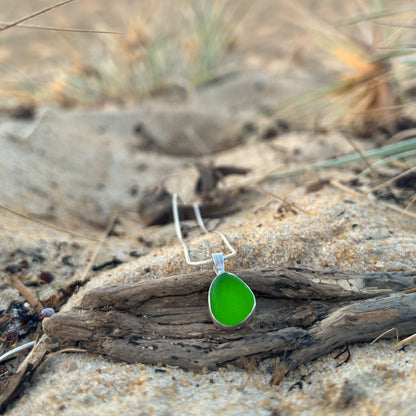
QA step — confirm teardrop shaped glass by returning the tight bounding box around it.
[208,272,256,327]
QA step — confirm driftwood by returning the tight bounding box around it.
[43,268,416,371]
[137,185,238,226]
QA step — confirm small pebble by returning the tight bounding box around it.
[39,271,55,283]
[40,308,55,319]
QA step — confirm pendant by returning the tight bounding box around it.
[208,253,256,329]
[171,194,255,329]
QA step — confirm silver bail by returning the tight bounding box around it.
[212,253,225,275]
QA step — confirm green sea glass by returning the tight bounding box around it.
[209,272,255,327]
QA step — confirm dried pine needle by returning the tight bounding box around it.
[371,327,399,345]
[393,332,416,351]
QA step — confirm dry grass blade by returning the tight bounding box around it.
[261,189,310,215]
[387,128,416,144]
[77,212,118,282]
[0,203,98,241]
[234,137,416,188]
[405,194,416,210]
[270,357,288,386]
[375,44,416,50]
[371,327,399,344]
[343,135,376,176]
[393,332,416,351]
[337,6,416,26]
[381,201,416,220]
[33,347,87,378]
[372,21,416,29]
[367,166,416,194]
[330,180,416,220]
[37,0,246,106]
[0,0,76,32]
[30,344,88,382]
[329,62,398,134]
[352,103,408,115]
[280,1,414,134]
[0,22,121,35]
[359,149,416,177]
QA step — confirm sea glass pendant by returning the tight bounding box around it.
[208,253,256,328]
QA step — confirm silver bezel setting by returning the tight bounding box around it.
[208,271,256,330]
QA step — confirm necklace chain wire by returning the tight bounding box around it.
[172,193,236,266]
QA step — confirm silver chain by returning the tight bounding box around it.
[172,193,236,266]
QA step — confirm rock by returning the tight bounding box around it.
[133,106,242,156]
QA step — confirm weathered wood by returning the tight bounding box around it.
[0,337,47,413]
[285,292,416,371]
[43,268,416,370]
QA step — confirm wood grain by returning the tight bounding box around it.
[43,268,416,370]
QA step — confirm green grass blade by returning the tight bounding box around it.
[240,137,416,187]
[359,149,416,177]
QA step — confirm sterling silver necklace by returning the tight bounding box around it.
[172,194,256,329]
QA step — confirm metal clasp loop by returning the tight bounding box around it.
[212,253,225,275]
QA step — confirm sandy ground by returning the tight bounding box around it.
[1,1,416,415]
[4,186,416,416]
[6,340,416,416]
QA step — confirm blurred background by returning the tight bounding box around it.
[1,0,416,227]
[1,0,415,116]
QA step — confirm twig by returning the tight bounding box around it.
[329,179,416,220]
[405,194,416,211]
[0,203,98,241]
[329,179,360,195]
[10,275,44,315]
[33,347,87,376]
[371,328,399,344]
[261,188,310,215]
[386,128,416,145]
[393,332,416,351]
[367,166,416,194]
[0,0,76,32]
